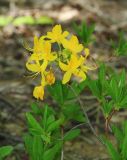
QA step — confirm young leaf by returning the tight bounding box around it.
[64,129,80,141]
[43,142,62,160]
[31,102,41,114]
[112,31,127,56]
[47,81,64,105]
[67,80,87,100]
[121,135,127,160]
[0,146,13,159]
[62,103,85,122]
[32,136,43,160]
[24,134,33,158]
[112,125,123,149]
[103,138,121,160]
[47,118,64,132]
[26,112,44,135]
[102,101,114,118]
[73,21,95,46]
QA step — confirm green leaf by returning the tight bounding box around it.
[31,102,41,114]
[102,101,114,118]
[67,80,87,100]
[103,137,121,160]
[88,79,101,99]
[112,31,127,56]
[32,136,43,160]
[63,103,85,122]
[112,125,123,150]
[47,118,64,132]
[24,134,33,158]
[41,133,51,143]
[0,146,13,159]
[26,112,44,135]
[43,142,62,160]
[47,81,64,105]
[47,115,55,126]
[36,16,54,25]
[112,125,123,143]
[121,134,127,159]
[43,105,48,130]
[0,16,13,26]
[73,21,95,46]
[13,16,35,26]
[119,70,126,87]
[98,63,106,83]
[64,129,80,141]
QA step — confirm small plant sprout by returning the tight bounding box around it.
[73,21,95,46]
[112,31,127,56]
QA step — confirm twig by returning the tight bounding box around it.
[68,84,104,145]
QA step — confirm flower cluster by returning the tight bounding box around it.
[25,24,94,100]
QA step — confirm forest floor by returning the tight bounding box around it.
[1,0,127,159]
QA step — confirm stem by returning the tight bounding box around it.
[58,43,62,58]
[105,118,108,137]
[68,84,104,145]
[105,109,117,136]
[61,126,64,160]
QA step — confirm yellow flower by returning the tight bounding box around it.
[33,36,44,54]
[84,48,90,58]
[45,70,55,85]
[62,35,83,54]
[41,41,57,61]
[26,59,48,75]
[47,24,69,44]
[59,55,85,84]
[81,48,97,73]
[33,85,44,100]
[26,41,57,74]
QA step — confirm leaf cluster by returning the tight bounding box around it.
[47,80,87,122]
[103,121,127,160]
[73,21,95,46]
[112,32,127,56]
[87,64,127,118]
[24,103,81,160]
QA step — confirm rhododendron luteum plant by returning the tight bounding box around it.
[25,24,94,100]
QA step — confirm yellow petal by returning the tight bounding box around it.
[53,24,62,34]
[33,36,45,54]
[47,32,53,38]
[63,31,69,37]
[76,44,83,52]
[29,53,43,61]
[74,69,86,81]
[40,60,48,72]
[82,65,96,72]
[62,71,72,84]
[34,36,39,46]
[71,35,78,44]
[26,62,41,72]
[62,39,69,49]
[44,41,51,54]
[84,48,90,58]
[59,61,68,71]
[49,53,57,61]
[33,85,44,100]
